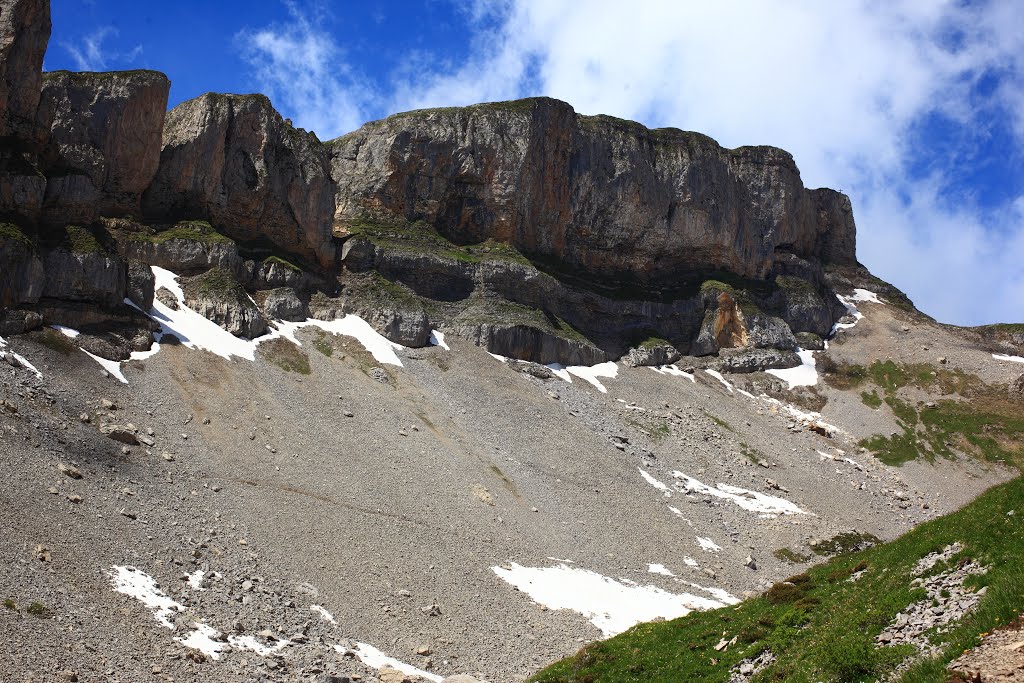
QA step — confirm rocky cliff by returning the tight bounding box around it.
[330,99,857,285]
[0,0,876,368]
[143,92,337,269]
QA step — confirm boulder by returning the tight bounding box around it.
[100,423,139,444]
[126,260,155,310]
[35,69,170,224]
[144,93,337,268]
[624,342,681,367]
[0,0,49,147]
[712,348,802,374]
[261,287,305,322]
[1012,374,1024,398]
[182,267,267,338]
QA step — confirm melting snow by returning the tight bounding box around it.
[227,634,290,656]
[651,364,696,382]
[0,334,42,378]
[696,537,722,552]
[567,361,619,392]
[686,583,741,605]
[492,562,726,637]
[311,604,337,624]
[638,467,672,494]
[704,369,734,393]
[185,570,205,591]
[993,353,1024,364]
[108,566,184,629]
[848,288,884,304]
[767,348,818,388]
[53,325,79,338]
[174,623,228,659]
[429,329,450,350]
[683,556,699,567]
[82,349,129,384]
[488,352,619,393]
[648,563,675,577]
[672,471,806,515]
[338,642,443,683]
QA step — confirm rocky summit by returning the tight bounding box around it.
[1,2,1023,682]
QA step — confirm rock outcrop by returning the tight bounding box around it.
[35,70,169,224]
[331,98,857,286]
[0,0,49,147]
[144,93,337,269]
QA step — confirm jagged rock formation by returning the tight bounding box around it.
[0,0,870,368]
[36,70,169,225]
[143,93,337,269]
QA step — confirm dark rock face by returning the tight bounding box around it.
[0,0,49,147]
[40,248,127,308]
[0,232,43,307]
[35,70,169,224]
[144,93,337,269]
[331,98,857,286]
[261,287,304,322]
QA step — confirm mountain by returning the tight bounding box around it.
[1,1,1022,682]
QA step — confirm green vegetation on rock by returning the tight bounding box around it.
[188,267,245,304]
[147,220,234,245]
[532,475,1024,683]
[346,219,531,267]
[0,222,33,247]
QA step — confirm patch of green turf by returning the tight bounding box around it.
[531,476,1024,683]
[147,220,234,245]
[36,328,76,355]
[861,390,883,409]
[774,548,811,564]
[0,222,33,247]
[258,338,311,375]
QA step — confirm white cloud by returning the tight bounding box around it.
[240,0,1024,325]
[63,26,142,72]
[236,1,372,140]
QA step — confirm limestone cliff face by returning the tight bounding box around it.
[143,93,337,269]
[330,98,857,286]
[0,0,49,147]
[35,70,169,225]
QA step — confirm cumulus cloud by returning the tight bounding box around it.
[241,0,1024,324]
[63,26,142,72]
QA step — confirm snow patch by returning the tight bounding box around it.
[638,467,671,494]
[491,562,725,637]
[648,563,675,577]
[696,537,722,552]
[82,349,128,384]
[338,642,443,683]
[108,566,184,629]
[488,351,619,393]
[704,369,734,393]
[311,604,337,624]
[652,364,696,382]
[672,472,806,515]
[849,288,884,304]
[227,634,290,656]
[566,361,619,393]
[767,348,818,388]
[993,353,1024,364]
[52,325,80,338]
[185,570,205,591]
[174,623,228,659]
[683,556,699,567]
[429,330,450,350]
[0,334,42,378]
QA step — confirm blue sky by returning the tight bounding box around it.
[47,1,1024,326]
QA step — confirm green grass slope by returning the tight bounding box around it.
[531,476,1024,683]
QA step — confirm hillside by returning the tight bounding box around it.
[1,1,1023,682]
